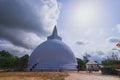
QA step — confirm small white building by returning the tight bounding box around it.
[86,61,99,71]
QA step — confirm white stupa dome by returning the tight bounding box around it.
[28,26,77,71]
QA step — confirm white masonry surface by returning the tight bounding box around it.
[28,26,77,71]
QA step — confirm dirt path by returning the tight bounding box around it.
[0,71,119,80]
[65,71,120,80]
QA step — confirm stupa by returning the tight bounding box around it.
[28,26,77,71]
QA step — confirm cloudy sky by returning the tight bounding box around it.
[0,0,120,62]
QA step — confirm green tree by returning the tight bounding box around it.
[0,50,29,71]
[0,50,15,68]
[19,54,29,70]
[102,59,120,67]
[83,53,91,64]
[76,58,84,71]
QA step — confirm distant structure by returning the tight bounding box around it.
[28,26,77,71]
[86,61,99,72]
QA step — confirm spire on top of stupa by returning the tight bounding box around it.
[47,26,62,40]
[52,26,58,36]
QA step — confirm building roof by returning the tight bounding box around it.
[86,61,98,65]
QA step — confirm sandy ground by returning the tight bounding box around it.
[65,71,120,80]
[0,77,44,80]
[0,71,119,80]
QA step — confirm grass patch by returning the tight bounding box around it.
[0,72,69,80]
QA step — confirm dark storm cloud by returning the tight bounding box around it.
[0,0,44,34]
[0,0,59,49]
[0,26,32,49]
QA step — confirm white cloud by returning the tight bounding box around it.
[0,0,59,56]
[116,24,120,33]
[0,41,31,56]
[57,0,120,62]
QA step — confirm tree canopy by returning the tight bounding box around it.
[0,50,29,71]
